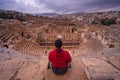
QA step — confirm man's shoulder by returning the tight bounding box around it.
[62,50,69,54]
[49,49,56,54]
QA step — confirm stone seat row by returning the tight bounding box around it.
[14,39,42,56]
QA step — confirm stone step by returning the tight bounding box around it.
[107,56,120,71]
[82,58,120,80]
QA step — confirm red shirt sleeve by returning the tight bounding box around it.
[65,51,72,63]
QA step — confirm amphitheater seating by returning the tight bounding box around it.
[14,39,42,56]
[0,31,17,43]
[79,39,104,55]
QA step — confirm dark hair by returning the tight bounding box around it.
[55,39,62,48]
[55,39,62,53]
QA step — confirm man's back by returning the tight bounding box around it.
[49,48,71,68]
[48,39,71,74]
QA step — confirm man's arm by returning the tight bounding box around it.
[47,62,50,69]
[68,63,71,68]
[48,52,52,69]
[48,52,52,62]
[66,51,72,63]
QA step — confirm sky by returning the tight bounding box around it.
[0,0,120,14]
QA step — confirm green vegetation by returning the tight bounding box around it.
[16,14,25,21]
[92,20,98,24]
[0,12,25,21]
[72,28,74,33]
[0,12,14,19]
[100,18,116,26]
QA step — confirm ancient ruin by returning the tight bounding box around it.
[0,10,120,80]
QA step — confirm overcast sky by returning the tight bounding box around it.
[0,0,120,14]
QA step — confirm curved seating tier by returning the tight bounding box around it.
[14,39,42,56]
[79,39,104,55]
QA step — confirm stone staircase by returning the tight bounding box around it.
[44,56,88,80]
[0,46,120,80]
[82,58,120,80]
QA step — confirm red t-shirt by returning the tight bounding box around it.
[48,48,72,68]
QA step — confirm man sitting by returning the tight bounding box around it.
[48,39,72,75]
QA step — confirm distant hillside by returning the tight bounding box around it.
[33,13,59,17]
